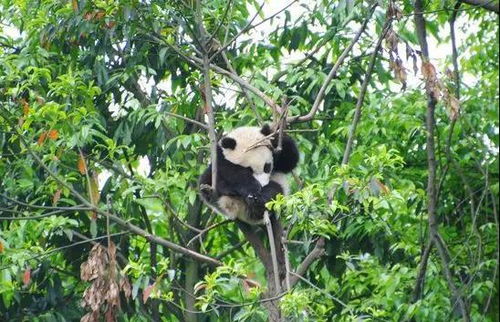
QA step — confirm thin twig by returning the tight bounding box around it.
[186,219,231,247]
[288,4,378,123]
[0,206,90,220]
[209,0,298,62]
[164,111,208,129]
[289,271,351,312]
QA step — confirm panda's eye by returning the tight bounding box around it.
[264,162,272,173]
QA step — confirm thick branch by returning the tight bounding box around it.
[450,2,462,99]
[412,240,433,302]
[414,1,470,320]
[289,238,325,288]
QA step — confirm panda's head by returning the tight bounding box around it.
[219,124,273,185]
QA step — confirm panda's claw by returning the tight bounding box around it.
[200,184,217,202]
[246,193,265,207]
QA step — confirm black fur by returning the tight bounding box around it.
[272,135,299,173]
[220,137,236,150]
[199,124,300,224]
[199,146,264,204]
[260,124,272,136]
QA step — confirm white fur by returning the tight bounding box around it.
[270,172,290,196]
[217,126,291,225]
[254,173,270,186]
[220,126,273,181]
[217,196,264,225]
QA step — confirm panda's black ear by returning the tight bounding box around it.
[260,124,272,136]
[220,137,237,150]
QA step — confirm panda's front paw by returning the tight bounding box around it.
[246,193,265,207]
[200,184,216,202]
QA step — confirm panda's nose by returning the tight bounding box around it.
[264,162,272,173]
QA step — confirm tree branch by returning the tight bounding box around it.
[341,20,390,165]
[0,111,222,267]
[460,0,499,13]
[288,4,378,123]
[411,240,433,302]
[414,1,470,320]
[289,238,325,288]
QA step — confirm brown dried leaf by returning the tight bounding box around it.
[23,268,31,286]
[81,312,98,322]
[421,61,437,81]
[89,171,100,206]
[105,308,115,322]
[83,12,94,21]
[94,11,106,20]
[119,277,132,298]
[443,90,460,121]
[0,241,4,253]
[107,280,120,307]
[78,154,87,175]
[81,244,107,281]
[48,129,59,140]
[375,178,390,194]
[52,189,62,206]
[82,278,107,311]
[72,0,78,11]
[37,132,47,146]
[385,29,399,52]
[35,96,45,105]
[242,278,261,293]
[20,99,30,116]
[143,284,154,303]
[387,3,403,20]
[107,241,116,259]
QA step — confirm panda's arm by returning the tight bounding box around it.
[216,161,263,199]
[200,160,264,200]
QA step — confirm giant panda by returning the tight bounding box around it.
[199,124,299,225]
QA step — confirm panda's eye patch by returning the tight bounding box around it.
[221,137,236,150]
[264,162,272,173]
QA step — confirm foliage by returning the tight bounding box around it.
[0,0,498,321]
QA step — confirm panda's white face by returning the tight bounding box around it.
[219,126,273,186]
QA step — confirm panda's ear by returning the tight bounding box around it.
[260,124,272,136]
[220,137,237,150]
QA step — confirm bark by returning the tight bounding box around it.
[414,1,470,320]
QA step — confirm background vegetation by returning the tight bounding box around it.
[0,0,498,321]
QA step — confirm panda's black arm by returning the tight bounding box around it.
[217,161,264,199]
[199,161,263,200]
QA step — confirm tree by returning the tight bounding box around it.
[0,0,498,321]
